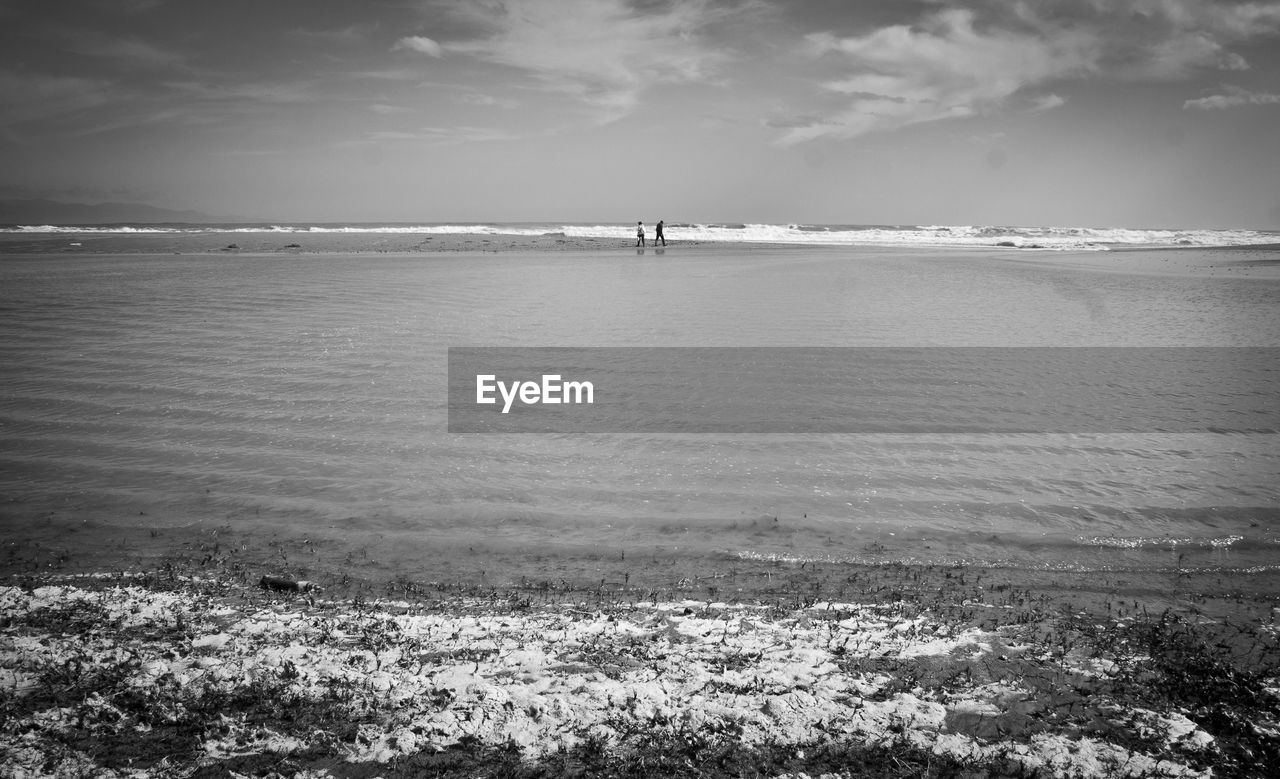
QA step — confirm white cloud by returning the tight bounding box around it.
[1218,51,1250,72]
[1143,0,1280,39]
[394,35,444,57]
[1184,85,1280,110]
[164,79,319,105]
[69,107,219,137]
[780,0,1280,144]
[431,0,736,122]
[289,23,378,45]
[349,68,425,82]
[457,92,518,109]
[63,32,186,70]
[1031,0,1280,79]
[780,9,1094,144]
[364,125,519,145]
[1029,93,1066,112]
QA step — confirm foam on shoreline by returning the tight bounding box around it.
[5,222,1276,251]
[4,230,1277,280]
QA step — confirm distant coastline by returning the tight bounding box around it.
[0,198,248,226]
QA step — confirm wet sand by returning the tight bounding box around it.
[986,243,1280,279]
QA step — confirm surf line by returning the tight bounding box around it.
[475,374,595,414]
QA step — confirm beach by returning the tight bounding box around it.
[7,0,1280,773]
[2,231,1279,776]
[5,227,1279,281]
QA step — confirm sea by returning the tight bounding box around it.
[2,221,1278,593]
[5,220,1279,249]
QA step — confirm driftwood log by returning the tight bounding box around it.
[258,575,317,593]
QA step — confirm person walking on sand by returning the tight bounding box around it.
[636,221,646,247]
[655,219,666,246]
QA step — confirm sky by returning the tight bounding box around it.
[2,0,1280,228]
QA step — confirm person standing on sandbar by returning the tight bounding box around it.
[655,219,666,246]
[636,221,645,247]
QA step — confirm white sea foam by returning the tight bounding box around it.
[1077,534,1245,549]
[9,224,186,233]
[5,221,1276,249]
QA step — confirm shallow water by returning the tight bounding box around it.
[1,245,1278,586]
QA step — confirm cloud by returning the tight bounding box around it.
[61,31,187,70]
[67,107,220,137]
[0,69,112,130]
[780,0,1280,144]
[779,8,1094,144]
[94,0,167,11]
[394,35,444,57]
[349,68,426,82]
[428,0,738,122]
[764,115,829,129]
[1184,85,1280,110]
[1009,0,1280,80]
[14,75,327,138]
[1028,93,1066,112]
[290,23,379,45]
[1218,52,1250,71]
[163,79,320,106]
[363,125,519,145]
[457,92,519,108]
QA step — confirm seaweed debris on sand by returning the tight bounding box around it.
[2,570,1278,778]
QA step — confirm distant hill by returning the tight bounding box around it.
[0,199,254,225]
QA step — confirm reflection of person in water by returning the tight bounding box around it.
[636,221,645,247]
[655,220,666,246]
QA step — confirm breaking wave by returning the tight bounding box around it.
[5,221,1276,250]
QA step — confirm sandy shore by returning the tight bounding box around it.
[0,230,702,256]
[3,231,1279,279]
[2,566,1277,778]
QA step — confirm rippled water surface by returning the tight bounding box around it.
[2,246,1278,585]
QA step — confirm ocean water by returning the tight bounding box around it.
[1,234,1278,589]
[6,220,1279,250]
